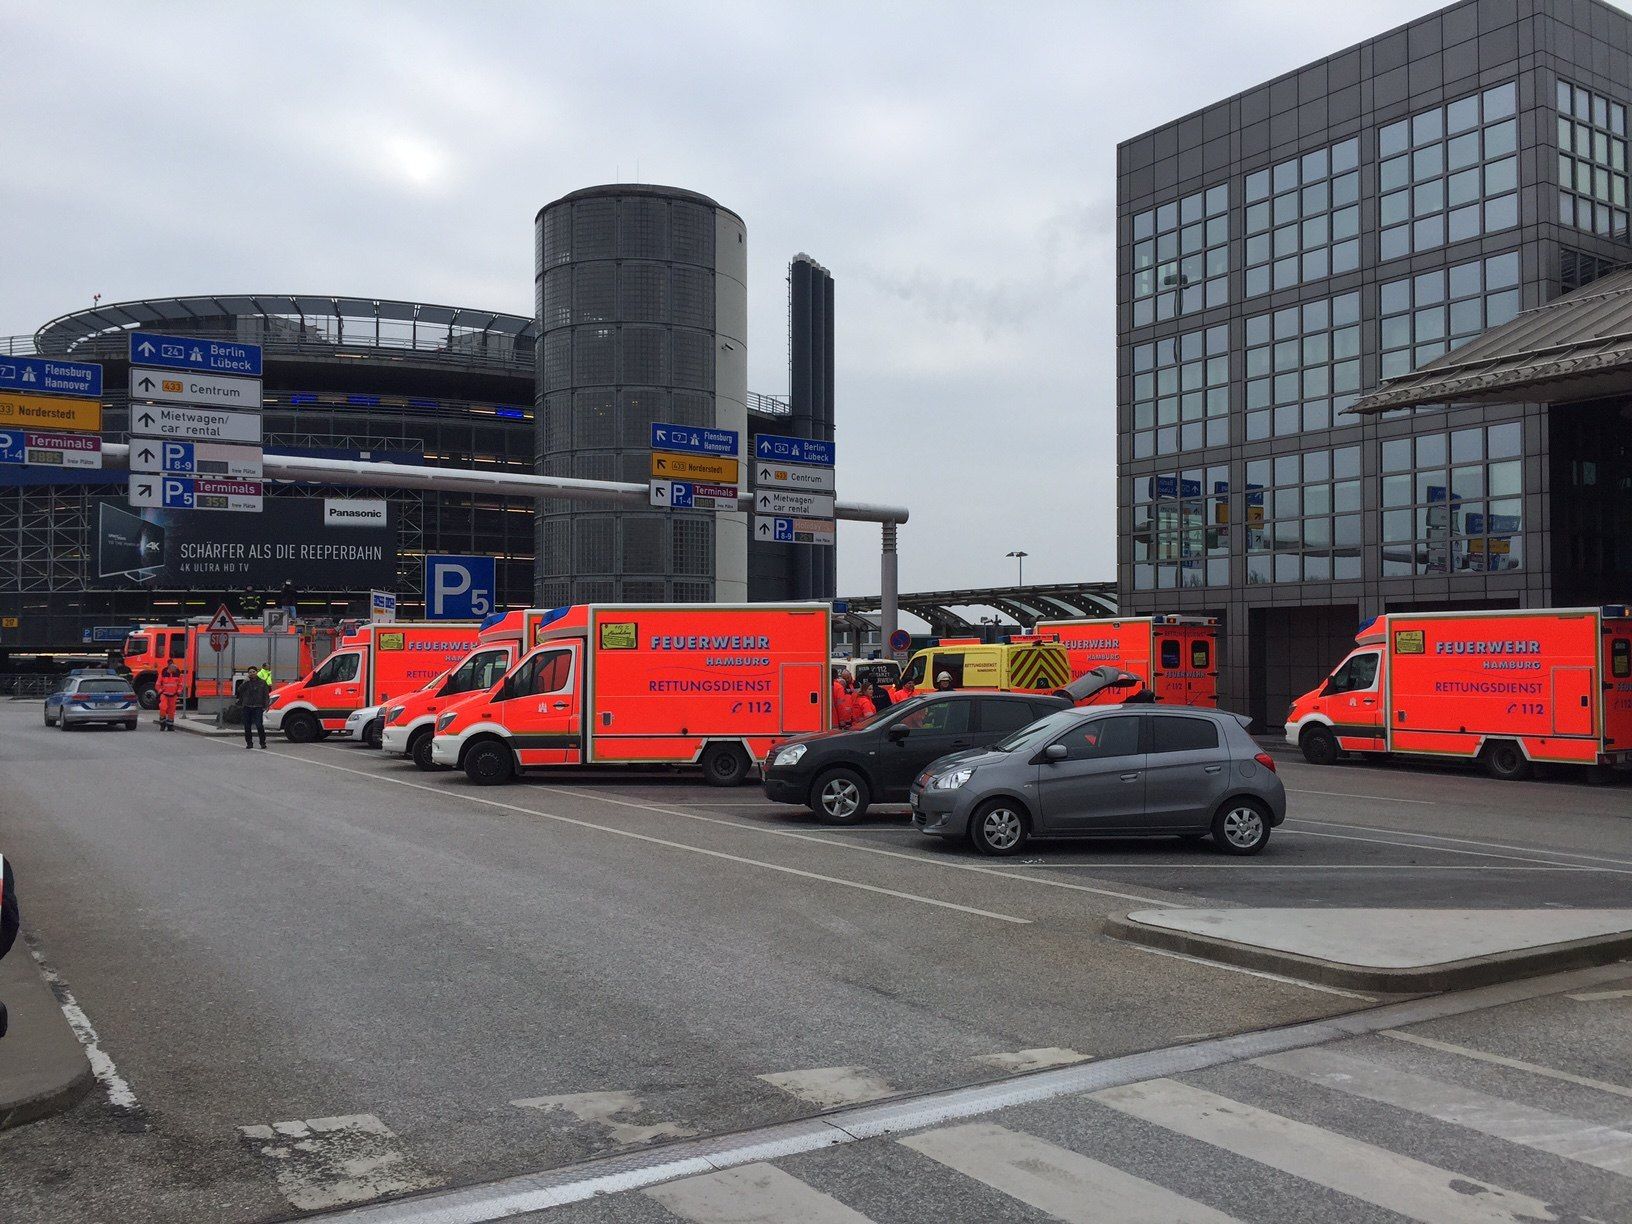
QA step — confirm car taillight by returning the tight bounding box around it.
[1255,751,1277,773]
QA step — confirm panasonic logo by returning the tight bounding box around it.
[651,635,772,650]
[1433,639,1543,655]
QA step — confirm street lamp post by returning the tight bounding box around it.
[1005,550,1029,587]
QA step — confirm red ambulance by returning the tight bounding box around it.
[1035,615,1218,706]
[267,621,480,743]
[430,603,830,785]
[1286,606,1632,779]
[379,609,553,769]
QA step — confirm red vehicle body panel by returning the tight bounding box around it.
[1036,616,1218,706]
[271,621,480,732]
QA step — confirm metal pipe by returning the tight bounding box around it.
[880,520,899,659]
[101,445,910,524]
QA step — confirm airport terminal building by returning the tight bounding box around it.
[1117,0,1632,724]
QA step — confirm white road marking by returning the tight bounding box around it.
[1383,1030,1632,1101]
[1093,1078,1560,1223]
[972,1047,1092,1073]
[647,1163,874,1223]
[510,1090,697,1146]
[543,783,1170,906]
[24,935,140,1114]
[1290,818,1632,869]
[1288,787,1438,805]
[1257,1047,1632,1175]
[231,749,1031,925]
[1127,942,1375,1000]
[1023,862,1611,872]
[1569,988,1632,1001]
[238,1113,440,1211]
[1281,827,1632,874]
[756,1066,898,1108]
[902,1121,1243,1223]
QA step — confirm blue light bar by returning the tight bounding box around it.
[494,407,525,420]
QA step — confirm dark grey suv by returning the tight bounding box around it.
[911,705,1285,856]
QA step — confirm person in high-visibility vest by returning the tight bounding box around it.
[156,662,184,731]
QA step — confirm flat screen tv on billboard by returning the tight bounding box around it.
[93,497,396,589]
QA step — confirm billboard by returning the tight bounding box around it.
[93,497,396,590]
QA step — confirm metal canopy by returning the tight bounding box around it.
[841,582,1118,632]
[34,294,537,354]
[1348,267,1632,414]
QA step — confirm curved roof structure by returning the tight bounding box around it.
[32,295,535,366]
[842,582,1118,634]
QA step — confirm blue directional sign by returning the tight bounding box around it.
[128,332,262,377]
[772,517,793,541]
[424,554,496,620]
[753,433,835,467]
[668,481,695,509]
[0,354,102,398]
[650,423,740,457]
[0,432,23,464]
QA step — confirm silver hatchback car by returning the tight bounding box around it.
[912,705,1285,856]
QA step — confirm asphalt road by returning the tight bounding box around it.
[0,701,1628,1221]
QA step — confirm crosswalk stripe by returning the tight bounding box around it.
[645,1163,874,1223]
[1257,1047,1632,1177]
[901,1121,1242,1223]
[1384,1030,1632,1101]
[1092,1078,1560,1224]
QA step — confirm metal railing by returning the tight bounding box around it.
[2,675,57,698]
[747,392,792,416]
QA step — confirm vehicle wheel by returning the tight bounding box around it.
[464,740,514,786]
[282,711,319,744]
[122,720,137,731]
[970,800,1029,856]
[1299,725,1340,766]
[812,768,870,824]
[364,718,383,749]
[1481,739,1533,781]
[1211,798,1271,855]
[59,715,73,731]
[42,708,51,725]
[409,729,445,771]
[701,743,750,788]
[136,684,158,710]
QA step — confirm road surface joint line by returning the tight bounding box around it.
[1281,828,1632,874]
[215,744,1031,925]
[301,962,1632,1223]
[1288,818,1632,868]
[1288,787,1438,805]
[1381,1029,1632,1100]
[1126,942,1376,1000]
[541,783,1173,907]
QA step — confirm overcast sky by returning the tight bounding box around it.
[6,0,1518,595]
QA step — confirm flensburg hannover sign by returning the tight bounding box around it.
[0,354,103,398]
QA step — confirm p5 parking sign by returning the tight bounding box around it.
[424,554,496,620]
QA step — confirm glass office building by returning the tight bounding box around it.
[1117,0,1632,725]
[0,295,538,650]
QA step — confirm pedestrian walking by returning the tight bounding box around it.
[156,661,184,730]
[238,668,270,749]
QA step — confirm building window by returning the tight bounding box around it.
[1556,79,1629,239]
[1377,81,1519,262]
[1561,247,1622,292]
[1379,251,1521,380]
[1244,292,1361,440]
[1380,422,1524,575]
[1131,466,1229,591]
[1130,183,1229,327]
[1243,138,1360,297]
[1245,446,1362,584]
[1129,325,1229,459]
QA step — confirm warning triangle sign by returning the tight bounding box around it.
[206,605,239,633]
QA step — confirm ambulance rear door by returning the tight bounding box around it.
[780,662,825,733]
[492,642,583,766]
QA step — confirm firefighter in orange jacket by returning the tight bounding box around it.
[156,662,184,731]
[832,673,856,729]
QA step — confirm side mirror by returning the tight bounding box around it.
[1043,743,1068,762]
[887,723,909,743]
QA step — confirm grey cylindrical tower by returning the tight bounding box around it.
[534,184,748,606]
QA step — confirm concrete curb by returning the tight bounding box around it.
[172,717,237,737]
[0,945,92,1130]
[1104,912,1632,993]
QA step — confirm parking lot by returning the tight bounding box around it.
[2,700,1629,1220]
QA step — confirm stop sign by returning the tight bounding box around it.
[209,631,229,652]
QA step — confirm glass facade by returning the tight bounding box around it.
[1130,183,1229,325]
[1556,79,1629,239]
[1243,138,1360,296]
[1128,324,1229,459]
[1130,465,1229,591]
[1244,445,1363,585]
[1244,292,1362,440]
[1378,251,1522,380]
[1376,82,1518,262]
[1380,422,1524,575]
